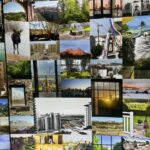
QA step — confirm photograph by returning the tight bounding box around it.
[10,85,26,107]
[89,0,122,18]
[123,136,150,150]
[7,61,31,79]
[30,21,59,41]
[8,79,33,116]
[3,1,27,21]
[90,59,122,79]
[92,117,123,136]
[58,0,89,40]
[0,134,10,150]
[90,18,122,59]
[60,39,91,59]
[0,97,8,117]
[34,133,63,150]
[10,115,35,134]
[93,135,122,150]
[59,22,90,40]
[0,43,5,61]
[141,0,150,15]
[3,0,35,21]
[0,117,9,134]
[58,0,89,24]
[92,79,122,117]
[5,21,30,61]
[11,134,34,150]
[31,0,59,22]
[31,41,60,60]
[35,98,92,137]
[31,60,61,97]
[0,0,4,42]
[123,98,150,138]
[122,16,150,67]
[61,59,90,79]
[123,16,150,79]
[123,0,150,17]
[123,79,150,99]
[61,79,91,97]
[0,62,7,97]
[63,133,92,150]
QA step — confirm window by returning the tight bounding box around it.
[92,79,122,117]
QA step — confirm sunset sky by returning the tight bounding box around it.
[123,79,150,90]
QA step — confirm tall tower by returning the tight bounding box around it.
[84,103,92,127]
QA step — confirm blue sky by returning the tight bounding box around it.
[61,79,91,90]
[60,39,90,53]
[0,134,10,142]
[127,16,150,29]
[90,59,122,65]
[0,98,8,105]
[10,116,34,123]
[33,1,58,8]
[90,18,111,36]
[92,117,123,123]
[97,135,121,145]
[4,2,25,13]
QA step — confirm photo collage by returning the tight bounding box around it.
[0,0,150,150]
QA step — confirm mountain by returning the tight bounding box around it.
[61,48,90,57]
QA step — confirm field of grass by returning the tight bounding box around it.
[61,71,90,79]
[93,122,123,136]
[125,102,148,111]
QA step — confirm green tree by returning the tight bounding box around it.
[58,0,89,23]
[122,36,135,66]
[140,21,146,34]
[93,135,101,150]
[135,58,150,70]
[81,0,89,21]
[113,142,122,150]
[7,61,31,79]
[122,24,129,32]
[91,44,103,58]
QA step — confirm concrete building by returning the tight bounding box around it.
[84,103,92,127]
[38,113,61,132]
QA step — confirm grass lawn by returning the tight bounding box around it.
[125,102,148,111]
[83,26,90,32]
[61,71,90,79]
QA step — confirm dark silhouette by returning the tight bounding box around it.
[11,29,22,55]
